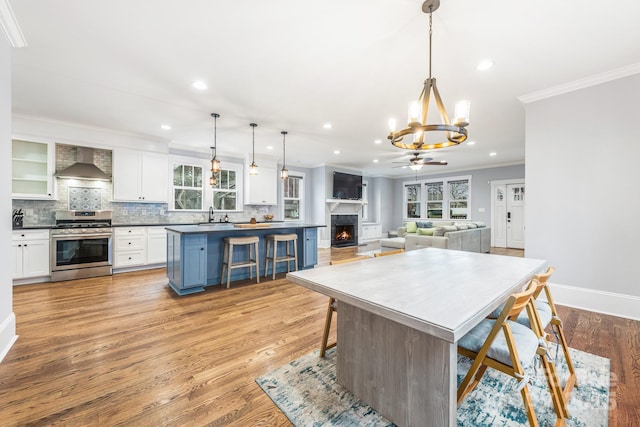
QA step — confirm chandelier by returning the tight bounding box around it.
[388,0,470,151]
[209,113,221,187]
[280,131,289,180]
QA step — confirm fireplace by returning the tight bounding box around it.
[331,214,358,247]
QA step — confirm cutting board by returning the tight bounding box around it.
[234,223,271,228]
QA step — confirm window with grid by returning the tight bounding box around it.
[404,183,421,219]
[426,182,443,219]
[172,163,203,210]
[212,168,238,211]
[283,174,304,220]
[361,181,369,221]
[448,179,469,219]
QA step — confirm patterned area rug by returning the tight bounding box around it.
[256,345,610,426]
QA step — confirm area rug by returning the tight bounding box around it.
[256,345,610,426]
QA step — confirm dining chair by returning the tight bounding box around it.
[457,278,569,426]
[373,248,404,257]
[320,256,367,358]
[488,267,577,402]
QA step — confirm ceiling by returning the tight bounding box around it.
[9,0,640,177]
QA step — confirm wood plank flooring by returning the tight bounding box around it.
[1,246,638,426]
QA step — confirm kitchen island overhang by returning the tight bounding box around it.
[165,223,325,295]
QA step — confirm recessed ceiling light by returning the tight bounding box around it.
[333,150,340,155]
[324,123,332,129]
[374,139,382,144]
[160,124,172,130]
[489,152,497,156]
[476,59,494,71]
[373,159,379,163]
[466,140,476,145]
[192,81,208,90]
[267,145,274,150]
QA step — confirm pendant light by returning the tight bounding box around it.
[249,123,258,175]
[280,130,289,180]
[210,113,221,187]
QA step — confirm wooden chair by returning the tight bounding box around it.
[320,256,367,358]
[457,279,569,426]
[373,248,404,257]
[489,267,577,402]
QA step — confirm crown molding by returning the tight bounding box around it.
[518,63,640,104]
[0,0,27,48]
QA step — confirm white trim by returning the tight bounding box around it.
[0,312,18,363]
[547,282,640,322]
[518,63,640,104]
[0,0,26,47]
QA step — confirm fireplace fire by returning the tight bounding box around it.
[331,214,358,247]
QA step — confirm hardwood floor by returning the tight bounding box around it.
[1,246,638,426]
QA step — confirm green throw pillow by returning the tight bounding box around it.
[405,221,418,233]
[417,227,435,236]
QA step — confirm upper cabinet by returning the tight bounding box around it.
[113,148,168,203]
[244,157,277,205]
[12,139,56,200]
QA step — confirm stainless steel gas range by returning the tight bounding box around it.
[50,210,113,282]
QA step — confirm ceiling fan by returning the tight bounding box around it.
[393,152,448,171]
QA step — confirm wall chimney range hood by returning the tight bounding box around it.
[55,147,111,181]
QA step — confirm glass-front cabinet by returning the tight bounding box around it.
[12,138,56,200]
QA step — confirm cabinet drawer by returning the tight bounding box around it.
[114,250,146,267]
[12,230,50,241]
[114,235,146,251]
[115,227,146,237]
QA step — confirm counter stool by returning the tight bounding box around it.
[221,236,260,288]
[264,233,298,280]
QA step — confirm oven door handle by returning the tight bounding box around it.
[52,233,113,240]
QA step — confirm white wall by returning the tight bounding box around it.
[0,35,17,362]
[525,73,640,319]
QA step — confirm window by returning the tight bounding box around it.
[282,174,304,220]
[212,168,238,211]
[361,181,369,221]
[403,176,471,220]
[404,183,421,219]
[172,163,203,210]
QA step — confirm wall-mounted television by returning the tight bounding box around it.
[332,171,363,200]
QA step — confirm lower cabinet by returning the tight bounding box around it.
[302,228,318,268]
[167,231,207,295]
[361,223,382,241]
[12,230,50,279]
[113,226,168,270]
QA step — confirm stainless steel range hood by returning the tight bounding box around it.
[55,147,111,181]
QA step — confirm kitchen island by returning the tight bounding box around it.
[165,223,324,295]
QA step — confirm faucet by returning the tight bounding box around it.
[208,207,215,223]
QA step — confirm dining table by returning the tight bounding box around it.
[286,247,547,427]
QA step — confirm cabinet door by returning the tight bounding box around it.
[302,228,318,268]
[140,153,168,202]
[183,236,206,288]
[246,167,277,205]
[12,243,24,279]
[112,148,142,201]
[146,228,167,264]
[12,139,55,200]
[22,240,50,278]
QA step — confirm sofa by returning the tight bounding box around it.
[380,220,491,253]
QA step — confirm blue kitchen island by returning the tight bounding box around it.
[165,223,325,295]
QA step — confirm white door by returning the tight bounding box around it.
[493,185,507,247]
[506,184,525,249]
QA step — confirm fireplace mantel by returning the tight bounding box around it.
[326,198,366,213]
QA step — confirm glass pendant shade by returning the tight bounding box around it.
[280,130,288,180]
[249,123,258,175]
[210,113,221,186]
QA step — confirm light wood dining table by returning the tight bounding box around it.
[286,247,547,427]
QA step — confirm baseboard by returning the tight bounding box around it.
[548,282,640,321]
[0,312,18,363]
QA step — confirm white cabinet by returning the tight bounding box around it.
[244,157,277,205]
[12,139,56,200]
[113,148,168,202]
[114,227,146,268]
[361,223,382,241]
[12,230,50,279]
[114,226,167,269]
[146,226,167,264]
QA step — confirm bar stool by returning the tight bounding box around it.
[221,236,260,288]
[264,233,298,280]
